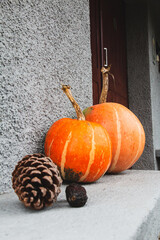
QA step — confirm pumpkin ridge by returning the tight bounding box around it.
[79,122,95,182]
[92,168,101,181]
[61,131,73,179]
[48,139,54,157]
[92,126,112,181]
[108,106,121,172]
[126,113,142,169]
[45,119,68,157]
[104,127,112,169]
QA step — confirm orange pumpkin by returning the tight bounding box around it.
[84,66,145,173]
[44,85,112,182]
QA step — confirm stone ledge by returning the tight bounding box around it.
[0,170,160,240]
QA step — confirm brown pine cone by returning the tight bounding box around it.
[12,153,62,210]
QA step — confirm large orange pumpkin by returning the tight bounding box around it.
[84,66,145,173]
[44,85,112,182]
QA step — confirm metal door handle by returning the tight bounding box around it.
[104,48,108,67]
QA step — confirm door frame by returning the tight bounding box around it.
[89,0,102,105]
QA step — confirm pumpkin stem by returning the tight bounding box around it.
[62,85,85,121]
[99,65,115,104]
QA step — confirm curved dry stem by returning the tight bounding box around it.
[62,85,85,121]
[99,65,115,104]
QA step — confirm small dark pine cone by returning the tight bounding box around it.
[12,153,62,210]
[65,183,88,207]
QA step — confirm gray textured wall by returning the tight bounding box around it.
[125,1,156,170]
[148,1,160,160]
[0,0,92,193]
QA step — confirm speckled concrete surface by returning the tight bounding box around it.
[0,170,160,240]
[0,0,92,193]
[125,1,155,171]
[148,1,160,157]
[125,0,160,170]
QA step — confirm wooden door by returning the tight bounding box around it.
[90,0,128,107]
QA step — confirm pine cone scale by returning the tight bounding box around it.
[42,169,52,176]
[31,177,42,185]
[21,176,30,185]
[39,187,47,197]
[31,190,38,197]
[26,183,34,189]
[42,175,53,186]
[37,165,48,171]
[30,170,42,176]
[25,167,37,175]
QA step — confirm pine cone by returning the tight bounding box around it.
[12,153,62,210]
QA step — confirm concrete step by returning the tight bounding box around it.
[0,170,160,240]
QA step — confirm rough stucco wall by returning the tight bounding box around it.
[0,0,92,193]
[125,1,155,170]
[148,1,160,159]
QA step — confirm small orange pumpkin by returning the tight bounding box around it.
[44,85,112,182]
[84,66,145,173]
